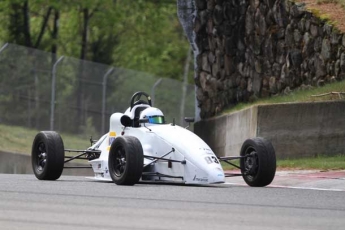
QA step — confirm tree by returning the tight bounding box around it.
[0,0,193,134]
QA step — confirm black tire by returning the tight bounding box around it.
[108,136,144,185]
[240,137,276,187]
[31,131,65,180]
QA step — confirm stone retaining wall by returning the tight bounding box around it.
[194,0,345,118]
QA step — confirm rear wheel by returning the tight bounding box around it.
[108,136,143,185]
[240,137,276,187]
[31,131,65,180]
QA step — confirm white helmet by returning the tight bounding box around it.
[139,107,165,124]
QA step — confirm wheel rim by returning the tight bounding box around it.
[114,145,126,177]
[36,142,47,172]
[243,146,259,180]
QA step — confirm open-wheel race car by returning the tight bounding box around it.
[32,91,276,187]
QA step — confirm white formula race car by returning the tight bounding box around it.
[32,92,276,187]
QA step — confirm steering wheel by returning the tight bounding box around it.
[130,91,152,111]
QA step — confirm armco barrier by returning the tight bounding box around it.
[0,151,93,176]
[195,101,345,159]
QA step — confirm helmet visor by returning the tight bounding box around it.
[148,116,165,124]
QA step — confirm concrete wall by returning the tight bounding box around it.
[195,106,258,157]
[194,101,345,158]
[0,151,93,176]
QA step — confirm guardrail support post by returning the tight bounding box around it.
[0,43,8,54]
[102,67,114,134]
[50,56,64,130]
[151,78,162,106]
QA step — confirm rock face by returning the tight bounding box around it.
[194,0,345,119]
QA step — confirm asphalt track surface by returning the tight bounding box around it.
[1,174,345,230]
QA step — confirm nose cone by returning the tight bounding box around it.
[207,167,225,184]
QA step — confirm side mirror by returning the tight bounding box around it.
[139,118,149,123]
[184,117,195,123]
[120,115,132,127]
[184,117,195,129]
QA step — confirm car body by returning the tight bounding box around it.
[88,109,225,184]
[32,92,276,187]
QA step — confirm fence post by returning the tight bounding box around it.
[151,78,162,106]
[102,67,114,134]
[50,56,64,131]
[0,43,8,54]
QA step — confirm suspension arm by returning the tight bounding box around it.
[143,148,178,168]
[64,166,92,169]
[144,155,186,164]
[218,156,246,160]
[65,149,101,154]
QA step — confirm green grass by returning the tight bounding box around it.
[221,155,345,171]
[317,0,345,6]
[0,124,92,155]
[300,0,345,29]
[277,155,345,170]
[223,80,345,114]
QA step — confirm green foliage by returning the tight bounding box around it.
[0,0,190,80]
[80,117,98,138]
[0,0,193,134]
[113,0,190,80]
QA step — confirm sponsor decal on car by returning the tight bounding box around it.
[199,147,214,155]
[193,175,208,182]
[109,131,116,145]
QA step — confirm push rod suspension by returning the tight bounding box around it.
[222,160,241,170]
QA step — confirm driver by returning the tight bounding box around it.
[139,107,165,125]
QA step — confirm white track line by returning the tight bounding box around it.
[224,182,345,192]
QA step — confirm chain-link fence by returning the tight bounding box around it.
[0,43,195,137]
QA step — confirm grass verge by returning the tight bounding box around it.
[277,155,345,170]
[0,124,92,155]
[223,80,345,114]
[221,155,345,171]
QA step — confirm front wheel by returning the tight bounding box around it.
[108,136,143,185]
[31,131,65,180]
[240,137,276,187]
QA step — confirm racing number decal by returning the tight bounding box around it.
[211,156,219,164]
[205,156,213,164]
[205,156,219,164]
